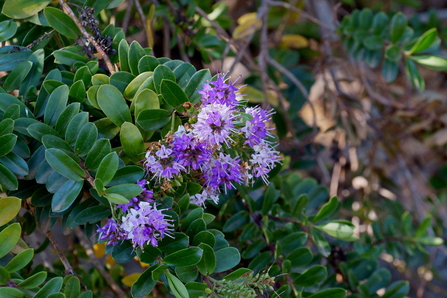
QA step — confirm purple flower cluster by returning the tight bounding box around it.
[143,74,281,206]
[96,180,172,249]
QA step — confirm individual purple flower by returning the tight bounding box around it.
[250,140,281,184]
[172,128,212,171]
[96,218,125,246]
[190,186,220,206]
[193,104,237,147]
[144,145,185,180]
[199,75,241,108]
[203,153,243,192]
[121,202,173,249]
[117,180,154,212]
[241,106,275,147]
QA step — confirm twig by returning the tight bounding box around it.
[59,0,115,74]
[46,230,87,290]
[134,0,148,34]
[73,227,127,297]
[122,0,134,33]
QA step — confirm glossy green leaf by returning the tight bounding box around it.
[45,148,85,182]
[262,183,279,215]
[110,71,135,93]
[0,287,24,298]
[0,93,33,118]
[84,139,111,170]
[410,55,447,71]
[381,59,399,83]
[405,58,425,92]
[138,55,160,73]
[313,196,339,223]
[96,152,119,186]
[185,218,206,238]
[104,183,142,199]
[317,222,358,241]
[160,79,188,111]
[55,103,80,134]
[42,135,72,151]
[287,247,312,267]
[137,109,171,131]
[0,118,14,135]
[279,232,307,254]
[390,12,407,44]
[0,20,17,42]
[0,46,32,72]
[166,271,189,298]
[409,28,438,55]
[69,81,86,104]
[0,197,21,226]
[310,227,331,257]
[128,41,146,75]
[120,122,146,163]
[173,63,196,88]
[44,7,81,39]
[197,243,216,275]
[134,89,160,118]
[153,65,175,94]
[223,210,248,232]
[112,240,135,263]
[45,85,69,126]
[0,152,28,176]
[3,61,32,92]
[307,288,347,298]
[97,84,132,127]
[192,231,215,248]
[108,165,144,186]
[158,232,189,254]
[175,265,199,284]
[293,265,327,287]
[2,0,51,19]
[118,39,130,72]
[131,265,157,298]
[0,163,18,190]
[382,281,410,298]
[91,74,109,85]
[185,282,208,298]
[74,122,98,156]
[164,247,203,267]
[0,223,21,258]
[65,112,88,144]
[33,277,63,298]
[3,104,20,120]
[214,247,240,273]
[17,271,47,289]
[123,72,153,100]
[52,180,83,212]
[74,205,111,225]
[185,69,211,103]
[0,134,17,157]
[5,248,33,272]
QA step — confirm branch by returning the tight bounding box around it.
[73,227,127,297]
[59,0,115,74]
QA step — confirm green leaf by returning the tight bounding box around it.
[134,89,160,118]
[385,45,402,62]
[410,55,447,71]
[192,231,215,248]
[118,39,130,72]
[0,20,17,42]
[138,55,160,73]
[110,71,135,93]
[0,152,28,176]
[104,183,142,199]
[158,232,189,255]
[160,80,188,111]
[310,227,331,257]
[185,218,206,238]
[279,232,308,255]
[34,277,63,298]
[96,152,119,186]
[174,63,196,88]
[45,149,85,182]
[153,65,175,94]
[360,268,391,295]
[0,163,18,190]
[42,135,72,151]
[78,291,93,298]
[372,12,389,35]
[175,265,198,283]
[0,197,21,226]
[197,243,216,275]
[181,208,204,231]
[104,192,129,204]
[3,61,32,92]
[287,247,313,268]
[74,65,92,87]
[317,222,358,241]
[307,288,347,298]
[74,205,111,225]
[45,85,69,126]
[120,122,146,163]
[0,287,24,298]
[0,93,33,118]
[0,134,17,157]
[382,281,409,298]
[52,180,83,212]
[293,265,327,287]
[313,196,339,223]
[128,41,146,75]
[0,118,14,135]
[408,28,438,54]
[166,271,190,298]
[390,12,407,44]
[405,58,425,92]
[55,103,81,135]
[131,265,158,298]
[214,247,240,273]
[223,268,253,280]
[0,223,21,259]
[2,0,51,19]
[69,80,86,103]
[164,247,203,267]
[151,264,169,281]
[84,139,111,170]
[137,109,171,131]
[91,74,109,85]
[262,183,279,215]
[112,240,135,262]
[381,59,399,83]
[248,251,272,274]
[44,7,81,39]
[53,48,89,66]
[5,248,33,272]
[74,122,98,156]
[0,46,32,72]
[108,165,144,186]
[223,211,248,232]
[414,236,444,246]
[17,271,47,289]
[97,84,132,127]
[65,112,89,144]
[185,69,211,103]
[185,282,208,298]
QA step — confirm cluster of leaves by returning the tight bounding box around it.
[0,0,445,298]
[339,8,447,92]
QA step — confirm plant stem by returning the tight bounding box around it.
[58,0,115,74]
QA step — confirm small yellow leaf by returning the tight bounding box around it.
[122,273,142,287]
[237,12,258,25]
[233,18,262,40]
[279,34,309,49]
[93,243,106,258]
[105,255,115,268]
[0,197,21,227]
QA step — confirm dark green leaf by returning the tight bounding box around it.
[310,227,331,257]
[293,265,327,287]
[128,41,146,75]
[118,39,130,72]
[2,0,51,19]
[313,196,339,223]
[97,84,132,127]
[96,152,119,186]
[52,180,83,212]
[0,20,17,42]
[381,59,399,83]
[65,112,89,144]
[279,232,308,254]
[45,148,85,182]
[160,79,188,111]
[175,265,199,283]
[0,152,28,176]
[3,61,32,92]
[248,251,272,274]
[44,7,81,39]
[0,287,24,298]
[192,231,215,248]
[185,69,211,103]
[138,55,160,73]
[390,12,407,44]
[164,247,203,267]
[185,282,208,298]
[33,277,63,298]
[214,247,240,273]
[262,183,279,215]
[153,65,175,94]
[74,122,98,156]
[223,210,248,232]
[44,85,69,126]
[84,139,111,170]
[0,46,32,72]
[0,134,17,157]
[5,248,33,272]
[105,183,142,199]
[55,103,80,135]
[108,165,144,186]
[185,218,206,238]
[74,205,111,225]
[137,109,171,131]
[405,58,425,92]
[110,71,135,93]
[158,232,189,254]
[120,122,146,163]
[382,281,410,298]
[0,163,18,190]
[112,240,135,263]
[307,288,347,298]
[53,48,89,65]
[197,243,216,275]
[17,271,47,289]
[132,265,158,298]
[287,247,312,267]
[174,63,196,88]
